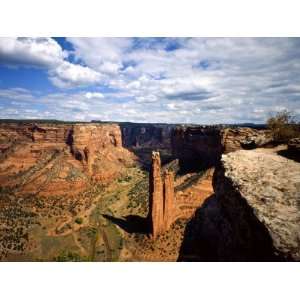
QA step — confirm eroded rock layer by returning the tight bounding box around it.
[0,123,135,196]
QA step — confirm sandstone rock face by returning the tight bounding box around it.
[171,126,272,171]
[31,124,70,143]
[70,124,123,175]
[179,150,300,261]
[121,123,175,149]
[221,127,272,153]
[148,151,164,238]
[163,170,175,229]
[171,126,222,170]
[120,123,176,167]
[217,150,300,260]
[0,122,135,196]
[148,152,177,238]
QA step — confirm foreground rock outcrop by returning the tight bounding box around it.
[179,150,300,261]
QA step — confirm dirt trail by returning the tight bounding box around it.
[47,215,73,237]
[72,232,88,256]
[100,228,112,261]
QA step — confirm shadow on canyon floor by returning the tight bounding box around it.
[178,194,287,262]
[103,214,149,234]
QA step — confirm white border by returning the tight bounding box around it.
[0,0,300,36]
[0,262,299,300]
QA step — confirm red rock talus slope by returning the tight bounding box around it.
[0,123,136,196]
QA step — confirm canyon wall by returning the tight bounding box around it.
[179,150,300,261]
[120,123,176,166]
[171,126,272,171]
[69,124,123,175]
[171,126,222,171]
[0,122,135,195]
[120,123,175,149]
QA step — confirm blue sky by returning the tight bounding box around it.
[0,37,299,123]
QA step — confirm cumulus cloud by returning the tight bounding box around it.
[0,37,64,68]
[49,61,102,88]
[67,37,131,74]
[0,37,102,88]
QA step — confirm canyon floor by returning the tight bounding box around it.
[0,162,212,261]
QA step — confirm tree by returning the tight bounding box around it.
[267,110,300,143]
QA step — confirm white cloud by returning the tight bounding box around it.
[99,61,122,75]
[49,61,102,88]
[0,87,34,101]
[67,37,131,74]
[85,92,104,99]
[0,37,65,68]
[0,37,103,89]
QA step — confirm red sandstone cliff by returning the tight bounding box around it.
[0,123,135,196]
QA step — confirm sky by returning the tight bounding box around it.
[0,37,299,124]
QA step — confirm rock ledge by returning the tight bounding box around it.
[219,150,300,260]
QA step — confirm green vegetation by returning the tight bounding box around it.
[267,110,300,143]
[117,175,132,183]
[127,175,149,215]
[0,163,150,261]
[54,251,89,262]
[0,188,38,260]
[75,217,83,224]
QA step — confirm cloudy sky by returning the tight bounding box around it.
[0,37,299,124]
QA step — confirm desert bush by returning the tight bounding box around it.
[54,251,89,262]
[267,110,300,143]
[75,217,83,224]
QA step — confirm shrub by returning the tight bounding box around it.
[54,251,88,262]
[75,217,83,224]
[267,110,300,143]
